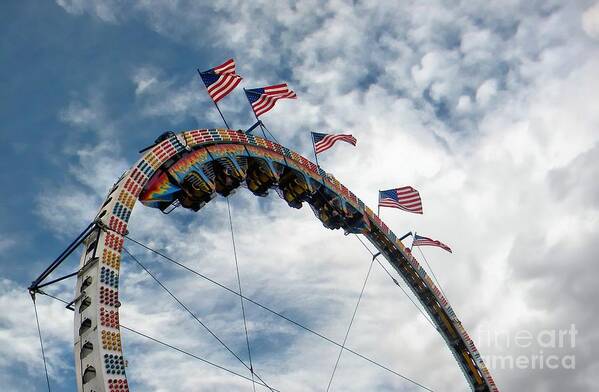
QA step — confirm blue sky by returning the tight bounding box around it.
[2,1,599,391]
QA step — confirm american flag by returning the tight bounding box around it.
[244,83,297,117]
[378,187,423,214]
[412,234,452,253]
[199,59,242,103]
[312,132,357,154]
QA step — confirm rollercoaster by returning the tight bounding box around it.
[30,128,498,391]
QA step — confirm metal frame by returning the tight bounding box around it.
[31,128,497,392]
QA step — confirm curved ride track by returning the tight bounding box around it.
[73,129,498,392]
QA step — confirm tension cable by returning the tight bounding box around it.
[325,254,375,391]
[34,293,277,391]
[30,293,52,392]
[118,231,434,391]
[123,248,275,392]
[415,246,449,302]
[226,197,256,392]
[353,235,438,331]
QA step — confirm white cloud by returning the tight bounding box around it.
[0,279,72,390]
[60,102,99,126]
[582,2,599,40]
[36,140,128,236]
[132,67,159,95]
[56,0,122,23]
[130,67,212,125]
[58,92,116,137]
[456,95,473,112]
[30,1,599,391]
[0,237,16,252]
[475,79,498,107]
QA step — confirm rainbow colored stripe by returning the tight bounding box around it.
[129,128,498,392]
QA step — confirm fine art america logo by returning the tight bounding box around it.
[476,324,577,370]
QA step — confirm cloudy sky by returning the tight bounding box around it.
[1,1,599,391]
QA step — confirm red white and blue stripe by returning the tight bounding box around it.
[311,132,357,154]
[199,59,242,103]
[412,234,452,253]
[245,83,297,117]
[378,186,423,214]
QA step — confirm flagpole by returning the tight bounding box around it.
[197,69,230,129]
[310,132,329,190]
[416,244,449,301]
[377,189,381,217]
[244,88,268,139]
[398,231,413,241]
[411,231,416,251]
[258,122,267,139]
[311,133,321,169]
[245,120,262,135]
[260,122,281,145]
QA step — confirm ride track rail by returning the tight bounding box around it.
[70,128,498,392]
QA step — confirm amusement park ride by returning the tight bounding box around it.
[28,57,498,392]
[29,128,499,392]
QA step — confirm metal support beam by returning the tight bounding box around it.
[398,231,413,241]
[29,222,96,292]
[245,120,263,134]
[35,271,79,290]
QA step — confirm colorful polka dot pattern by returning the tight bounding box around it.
[101,331,122,352]
[100,267,119,288]
[102,249,120,269]
[107,378,129,391]
[99,287,119,307]
[100,307,119,329]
